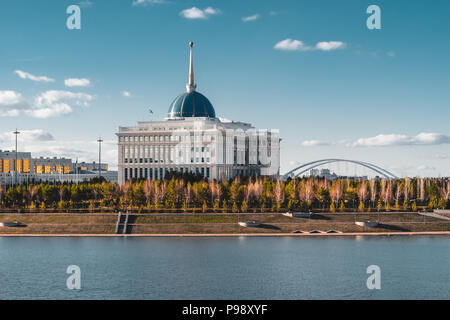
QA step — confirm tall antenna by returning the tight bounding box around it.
[97,137,103,178]
[13,129,20,187]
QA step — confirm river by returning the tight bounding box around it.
[0,236,448,299]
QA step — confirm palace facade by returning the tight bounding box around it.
[117,42,280,184]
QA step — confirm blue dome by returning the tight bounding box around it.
[167,91,216,118]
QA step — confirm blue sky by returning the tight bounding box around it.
[0,0,449,176]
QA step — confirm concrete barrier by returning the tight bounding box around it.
[355,221,379,227]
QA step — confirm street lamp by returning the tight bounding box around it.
[13,129,20,187]
[97,137,103,178]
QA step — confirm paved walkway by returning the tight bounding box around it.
[419,212,450,221]
[1,231,450,237]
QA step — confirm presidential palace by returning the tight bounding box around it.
[116,42,280,184]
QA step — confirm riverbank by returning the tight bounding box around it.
[1,231,450,237]
[1,212,449,236]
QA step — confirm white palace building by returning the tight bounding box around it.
[117,42,280,184]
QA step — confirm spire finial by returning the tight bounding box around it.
[186,41,197,92]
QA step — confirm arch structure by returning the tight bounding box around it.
[282,159,399,180]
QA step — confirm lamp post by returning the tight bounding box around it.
[97,137,103,179]
[13,129,20,187]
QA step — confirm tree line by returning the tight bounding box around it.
[0,176,449,213]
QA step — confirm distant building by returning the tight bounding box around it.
[0,150,32,174]
[309,168,369,181]
[32,156,73,174]
[75,161,108,173]
[0,150,117,185]
[310,168,338,180]
[117,42,280,184]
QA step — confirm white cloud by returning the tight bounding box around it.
[301,140,330,147]
[25,90,93,119]
[14,70,54,82]
[315,41,346,51]
[79,0,93,8]
[242,14,260,22]
[274,39,310,51]
[0,90,24,106]
[0,90,93,119]
[0,129,54,145]
[180,7,221,19]
[352,133,450,147]
[35,90,92,106]
[25,103,73,119]
[274,39,346,52]
[300,133,450,148]
[0,109,21,117]
[121,91,132,97]
[64,78,91,87]
[204,7,220,15]
[132,0,164,6]
[0,90,27,117]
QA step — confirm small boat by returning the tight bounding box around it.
[283,211,314,218]
[325,230,341,234]
[0,221,27,228]
[238,221,260,227]
[355,221,379,227]
[309,229,323,234]
[291,230,303,234]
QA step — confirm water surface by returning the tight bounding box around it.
[0,236,449,299]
